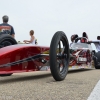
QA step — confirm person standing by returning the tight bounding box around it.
[0,15,15,38]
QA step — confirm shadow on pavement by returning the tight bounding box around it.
[68,68,94,74]
[0,69,94,84]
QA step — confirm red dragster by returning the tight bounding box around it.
[0,31,99,81]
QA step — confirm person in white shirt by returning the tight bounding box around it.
[23,30,36,45]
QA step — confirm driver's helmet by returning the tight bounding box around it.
[81,32,88,43]
[82,32,88,38]
[71,34,78,42]
[81,39,87,43]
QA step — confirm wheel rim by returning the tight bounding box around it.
[57,40,68,75]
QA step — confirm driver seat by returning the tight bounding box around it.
[80,38,87,43]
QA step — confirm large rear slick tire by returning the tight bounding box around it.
[50,31,70,81]
[0,34,17,48]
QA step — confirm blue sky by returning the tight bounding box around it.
[0,0,100,48]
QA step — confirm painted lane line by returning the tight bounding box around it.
[87,80,100,100]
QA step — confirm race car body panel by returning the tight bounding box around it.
[69,43,94,70]
[0,44,50,74]
[0,40,95,74]
[0,42,95,74]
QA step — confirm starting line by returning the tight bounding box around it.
[87,80,100,100]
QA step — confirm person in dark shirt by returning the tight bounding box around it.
[0,15,15,38]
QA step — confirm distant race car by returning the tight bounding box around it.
[69,37,94,70]
[0,31,99,81]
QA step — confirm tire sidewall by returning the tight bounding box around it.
[0,34,17,46]
[50,31,70,81]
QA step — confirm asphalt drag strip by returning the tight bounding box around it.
[0,69,100,100]
[87,80,100,100]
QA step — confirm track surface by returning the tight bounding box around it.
[0,68,100,100]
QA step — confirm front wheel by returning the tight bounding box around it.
[50,31,70,81]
